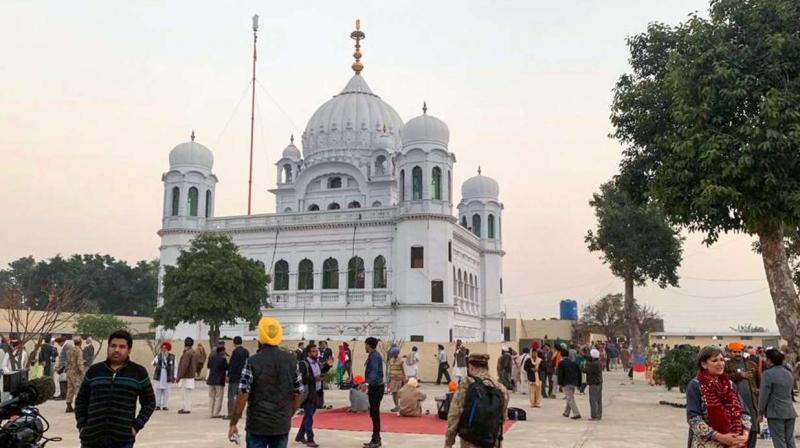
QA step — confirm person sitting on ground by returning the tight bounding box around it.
[397,378,427,417]
[349,375,369,413]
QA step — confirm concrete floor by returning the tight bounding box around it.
[38,370,796,447]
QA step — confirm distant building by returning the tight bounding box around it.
[157,24,505,343]
[649,331,782,348]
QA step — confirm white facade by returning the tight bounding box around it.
[158,63,505,343]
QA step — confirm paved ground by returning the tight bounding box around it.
[38,370,797,447]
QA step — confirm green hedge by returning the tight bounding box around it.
[654,346,699,393]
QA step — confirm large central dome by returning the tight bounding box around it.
[301,74,404,156]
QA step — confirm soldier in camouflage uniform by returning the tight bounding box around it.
[445,353,509,448]
[65,336,84,413]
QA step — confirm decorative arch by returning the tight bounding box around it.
[400,169,405,201]
[282,164,293,183]
[372,201,382,207]
[432,167,442,200]
[205,189,212,218]
[273,260,289,291]
[171,186,180,216]
[308,204,320,211]
[188,187,199,217]
[348,257,365,289]
[457,269,463,297]
[323,258,339,289]
[373,256,386,288]
[328,202,341,210]
[412,166,423,200]
[347,201,361,209]
[298,259,314,290]
[471,214,482,238]
[488,214,495,239]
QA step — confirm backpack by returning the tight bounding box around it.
[507,407,527,421]
[457,377,504,448]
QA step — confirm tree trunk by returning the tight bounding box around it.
[208,325,220,348]
[758,227,800,366]
[624,274,642,356]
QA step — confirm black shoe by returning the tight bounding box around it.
[562,412,569,418]
[295,435,307,443]
[571,415,582,420]
[155,406,162,411]
[66,404,74,413]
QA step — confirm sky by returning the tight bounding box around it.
[0,1,777,333]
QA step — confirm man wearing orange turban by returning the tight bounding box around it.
[725,341,761,448]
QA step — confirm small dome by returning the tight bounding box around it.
[282,136,301,160]
[169,139,214,170]
[400,106,449,148]
[462,172,499,199]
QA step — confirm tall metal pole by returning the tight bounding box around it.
[247,14,259,215]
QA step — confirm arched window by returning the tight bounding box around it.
[373,256,387,289]
[375,155,387,175]
[205,190,212,218]
[470,274,475,300]
[308,204,320,211]
[457,269,463,297]
[472,214,481,238]
[448,170,452,202]
[431,167,442,200]
[323,258,339,289]
[171,187,180,216]
[328,202,340,210]
[372,201,382,207]
[488,214,495,239]
[348,257,365,289]
[298,259,314,290]
[461,216,467,227]
[399,169,405,201]
[453,267,457,296]
[282,164,293,183]
[188,187,198,217]
[468,274,473,300]
[273,260,289,291]
[412,166,423,200]
[347,201,361,209]
[284,207,293,213]
[448,240,452,262]
[327,177,342,189]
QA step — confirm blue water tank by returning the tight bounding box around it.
[560,299,578,320]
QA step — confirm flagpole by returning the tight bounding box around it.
[247,14,259,215]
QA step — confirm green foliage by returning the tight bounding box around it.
[154,232,269,344]
[586,178,684,288]
[654,346,699,393]
[76,314,128,340]
[611,0,800,242]
[0,255,158,315]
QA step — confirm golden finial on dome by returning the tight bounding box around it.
[190,130,195,142]
[290,134,294,144]
[478,166,482,176]
[350,19,365,74]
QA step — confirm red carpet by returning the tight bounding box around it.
[291,407,516,435]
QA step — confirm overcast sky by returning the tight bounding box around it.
[0,0,776,332]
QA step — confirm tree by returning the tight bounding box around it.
[0,284,86,369]
[730,323,767,333]
[578,294,626,342]
[154,232,269,347]
[611,0,800,361]
[586,178,683,352]
[654,345,699,393]
[75,314,128,363]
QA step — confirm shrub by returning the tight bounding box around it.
[654,346,699,393]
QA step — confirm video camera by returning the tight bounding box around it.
[0,372,60,448]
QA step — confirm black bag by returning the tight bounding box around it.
[507,407,527,421]
[457,378,504,448]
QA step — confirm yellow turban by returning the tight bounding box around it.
[727,341,745,351]
[257,316,282,346]
[407,378,418,388]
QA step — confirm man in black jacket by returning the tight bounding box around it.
[207,345,228,418]
[582,348,603,420]
[226,336,249,419]
[295,343,334,447]
[556,348,582,420]
[75,329,155,448]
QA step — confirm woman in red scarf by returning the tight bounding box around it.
[686,346,752,447]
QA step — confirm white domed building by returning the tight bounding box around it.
[158,26,505,343]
